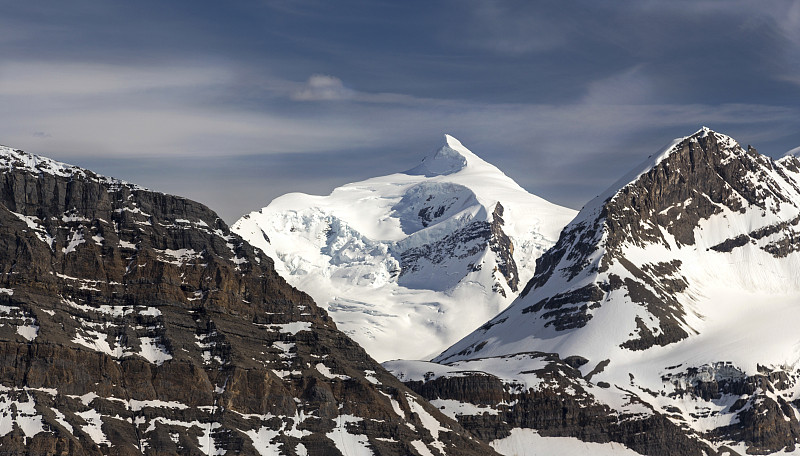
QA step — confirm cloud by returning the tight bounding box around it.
[0,0,797,223]
[291,74,353,101]
[0,61,384,159]
[0,61,231,96]
[441,0,570,55]
[581,66,654,105]
[2,58,796,216]
[785,145,800,158]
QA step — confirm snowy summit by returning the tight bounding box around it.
[388,128,800,456]
[233,135,576,362]
[407,135,470,176]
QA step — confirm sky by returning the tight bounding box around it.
[1,0,799,223]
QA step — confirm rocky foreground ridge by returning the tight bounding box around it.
[0,146,496,455]
[388,129,800,456]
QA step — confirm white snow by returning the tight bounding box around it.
[315,363,349,380]
[128,399,188,412]
[245,411,311,456]
[405,393,446,440]
[196,332,224,365]
[271,369,301,379]
[154,248,202,265]
[429,398,499,419]
[409,440,436,456]
[16,323,38,341]
[490,428,641,456]
[72,329,133,358]
[52,408,73,433]
[0,392,45,440]
[11,211,54,248]
[261,322,312,335]
[326,415,373,456]
[76,409,109,445]
[137,337,172,365]
[363,370,380,385]
[273,341,295,360]
[77,392,98,406]
[0,302,38,341]
[139,307,161,317]
[233,135,575,361]
[62,229,86,254]
[379,392,406,420]
[245,426,282,456]
[61,213,90,223]
[63,297,134,318]
[417,129,800,455]
[198,422,224,455]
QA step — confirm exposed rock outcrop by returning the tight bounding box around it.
[0,146,497,455]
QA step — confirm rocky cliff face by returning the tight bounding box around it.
[398,202,518,296]
[389,128,800,455]
[0,146,496,456]
[386,355,712,456]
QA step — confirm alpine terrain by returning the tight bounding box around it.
[0,146,498,455]
[233,135,575,362]
[387,128,800,455]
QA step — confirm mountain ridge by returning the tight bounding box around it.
[0,144,497,455]
[389,128,800,455]
[437,127,800,365]
[233,136,576,361]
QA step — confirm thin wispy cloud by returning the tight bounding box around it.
[785,145,800,158]
[446,0,570,55]
[0,0,797,222]
[0,61,231,96]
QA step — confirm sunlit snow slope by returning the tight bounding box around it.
[392,128,800,455]
[438,128,800,371]
[233,135,576,361]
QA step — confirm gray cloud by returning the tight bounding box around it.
[2,55,798,221]
[292,74,353,101]
[0,0,798,223]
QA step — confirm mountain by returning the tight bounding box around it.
[0,145,497,455]
[232,135,576,362]
[387,128,800,455]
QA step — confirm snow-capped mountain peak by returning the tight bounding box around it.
[233,136,576,361]
[407,134,482,177]
[438,127,800,365]
[578,127,740,223]
[392,129,800,455]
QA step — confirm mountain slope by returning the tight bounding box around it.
[0,145,497,456]
[389,128,800,455]
[233,135,576,362]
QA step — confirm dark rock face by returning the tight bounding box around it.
[422,129,800,455]
[400,222,493,276]
[0,148,496,455]
[399,202,519,295]
[663,363,800,455]
[488,204,519,293]
[497,130,799,352]
[394,354,713,456]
